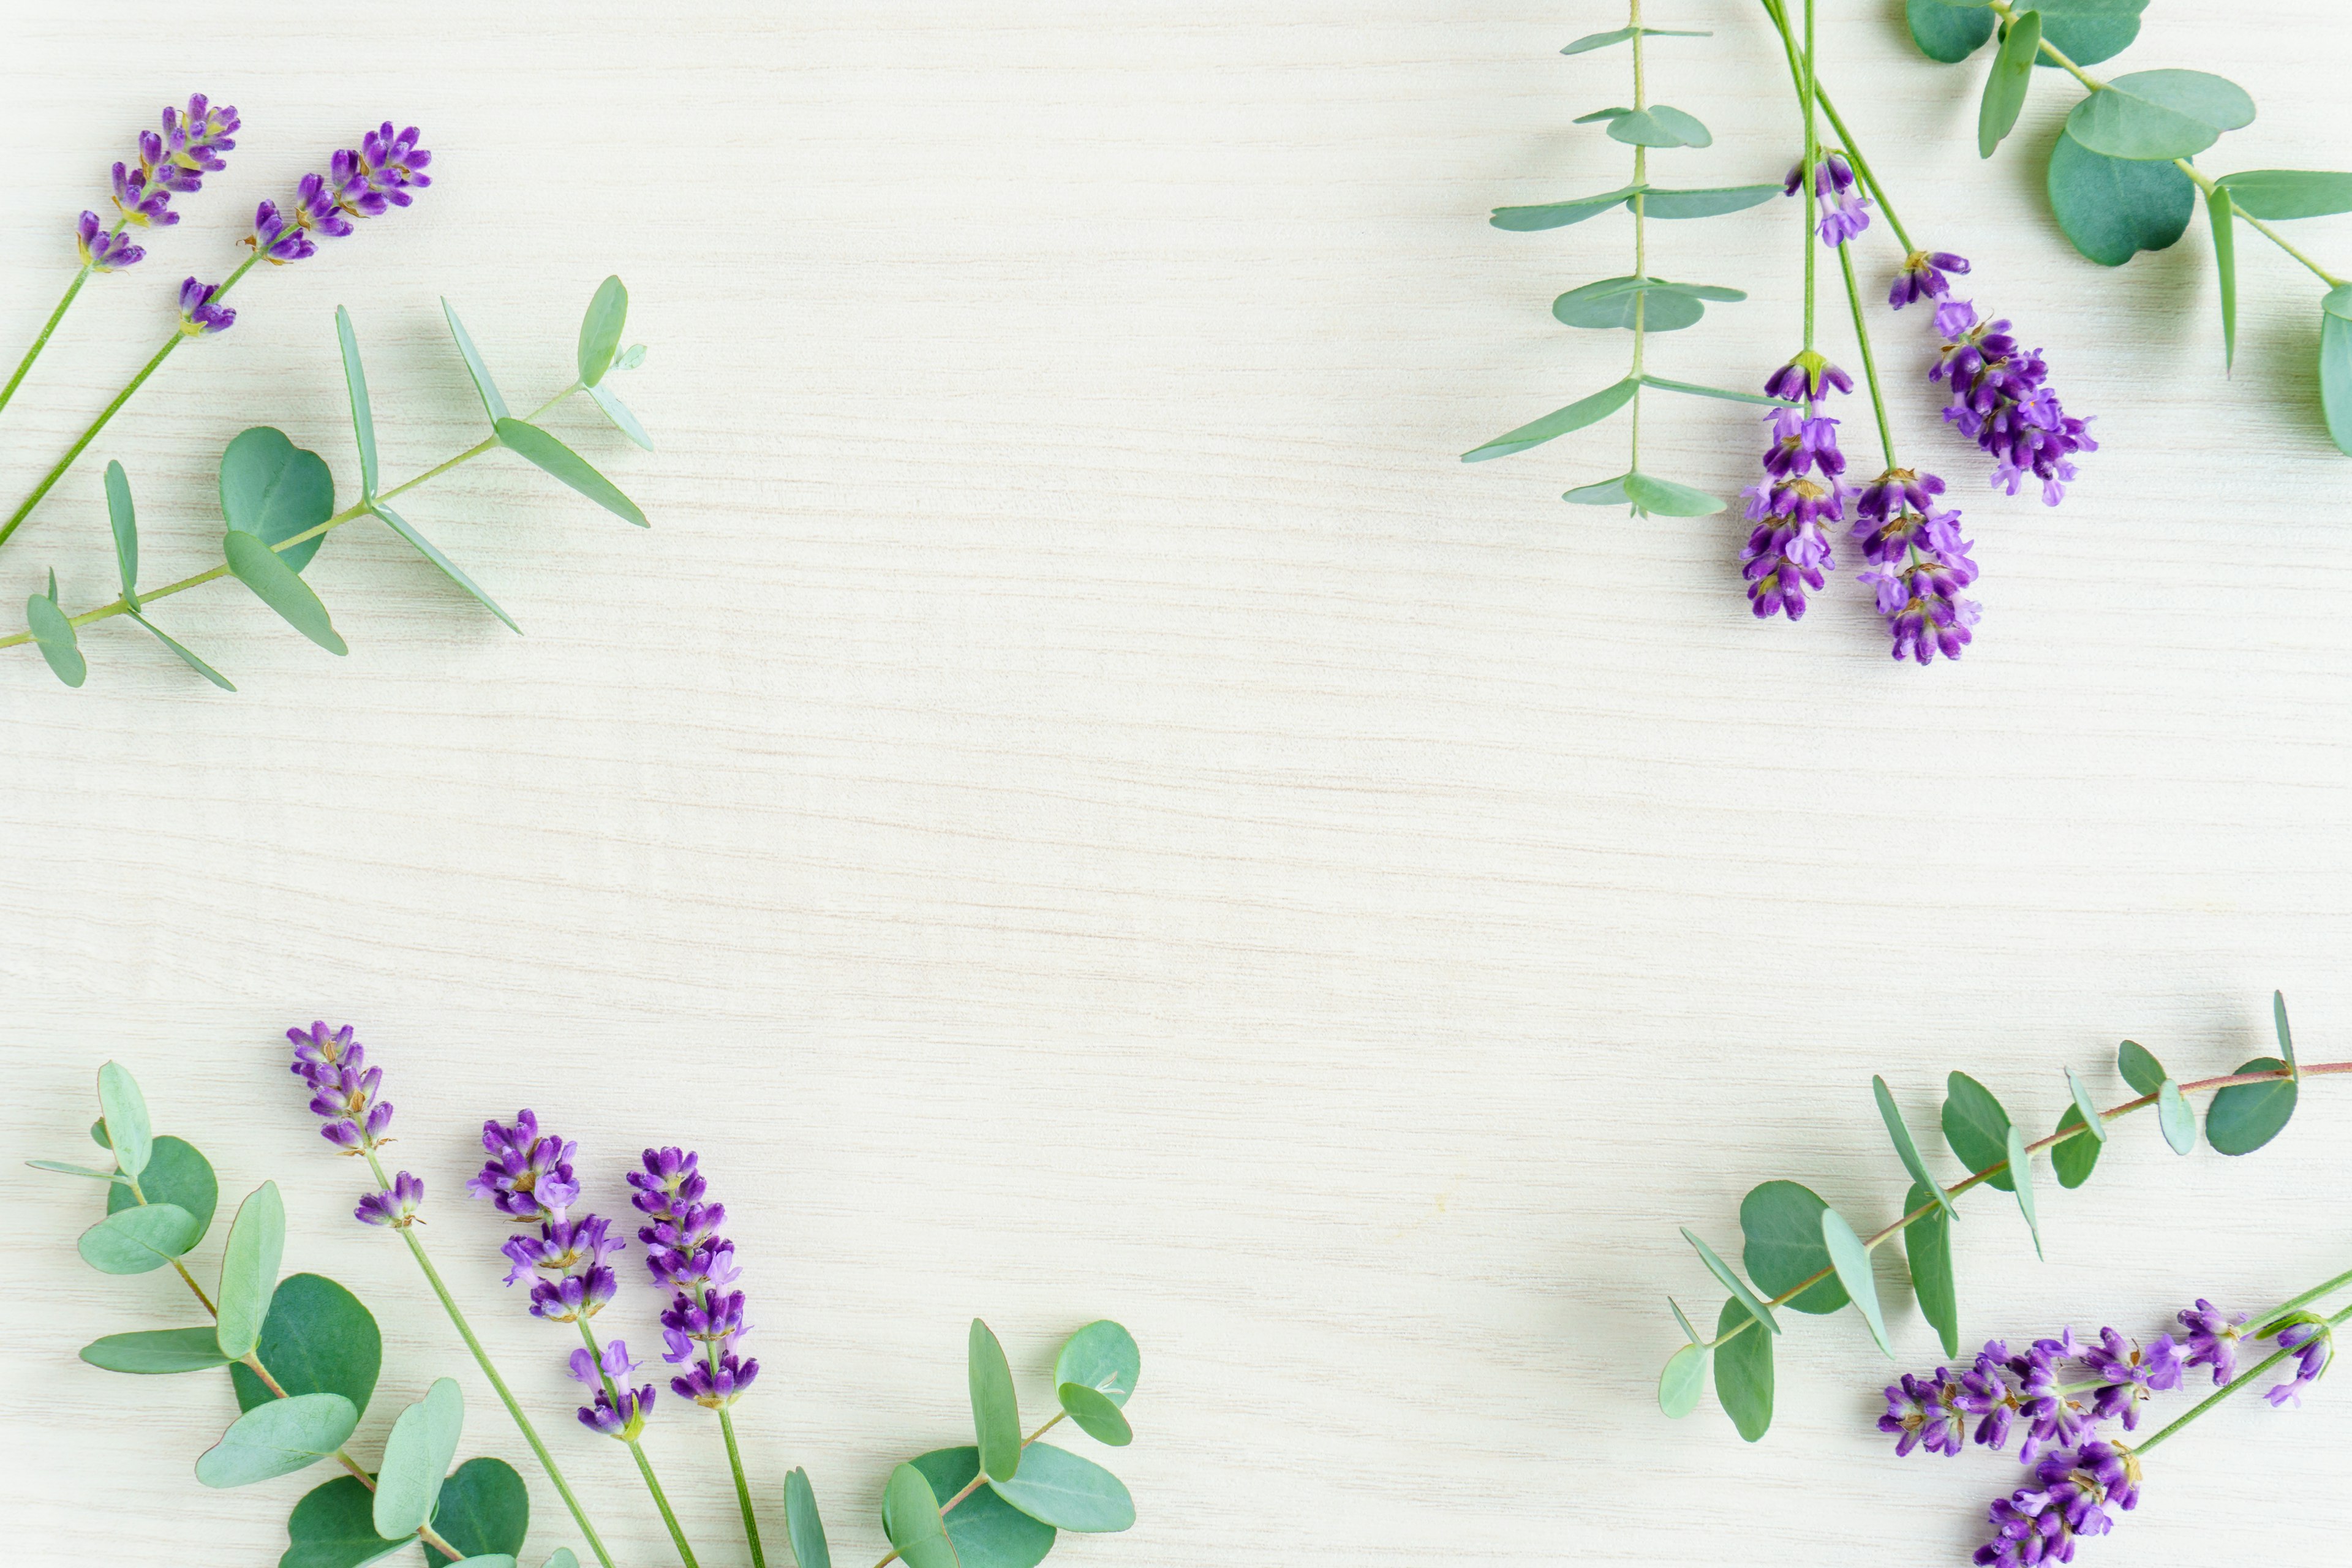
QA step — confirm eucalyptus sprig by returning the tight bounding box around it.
[1660,992,2326,1443]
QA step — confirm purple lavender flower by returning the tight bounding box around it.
[1852,465,1981,665]
[361,123,434,201]
[1928,298,2097,506]
[1739,385,1848,622]
[246,122,432,266]
[630,1147,762,1409]
[74,212,145,273]
[531,1265,620,1324]
[1762,353,1853,404]
[2012,1335,2098,1464]
[1954,1341,2024,1452]
[570,1340,657,1440]
[356,1170,425,1227]
[175,276,234,336]
[2078,1327,2184,1430]
[74,94,238,268]
[1880,1369,1968,1457]
[1977,1442,2140,1567]
[466,1110,582,1222]
[287,1022,394,1153]
[1786,153,1869,247]
[501,1214,625,1284]
[2177,1300,2250,1387]
[1890,249,1972,310]
[2267,1322,2332,1408]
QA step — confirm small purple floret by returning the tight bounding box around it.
[2268,1322,2332,1408]
[2177,1299,2249,1387]
[356,1170,425,1227]
[176,276,235,335]
[1891,249,1972,310]
[1976,1441,2140,1567]
[1786,152,1869,247]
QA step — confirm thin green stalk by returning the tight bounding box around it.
[0,248,268,552]
[866,1414,1068,1568]
[1628,0,1648,467]
[578,1320,702,1568]
[358,1152,621,1568]
[0,266,96,420]
[2245,1265,2352,1338]
[1700,1060,2352,1352]
[2134,1300,2352,1457]
[1758,0,1917,253]
[1837,211,1897,469]
[0,385,578,653]
[1800,0,1819,353]
[693,1278,767,1568]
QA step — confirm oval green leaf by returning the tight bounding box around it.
[217,1180,287,1360]
[2048,130,2195,265]
[986,1443,1133,1534]
[1738,1180,1848,1315]
[1872,1077,1958,1218]
[1904,1180,1961,1360]
[2322,289,2352,455]
[224,530,347,655]
[543,1553,579,1568]
[372,502,520,632]
[2067,70,2255,161]
[2064,1067,2108,1144]
[494,419,648,527]
[785,1468,833,1568]
[968,1318,1023,1482]
[1941,1071,2016,1192]
[1057,1382,1133,1446]
[577,276,628,387]
[195,1393,359,1488]
[587,382,653,451]
[230,1273,385,1415]
[880,1461,959,1568]
[81,1326,236,1374]
[442,300,511,424]
[111,1135,219,1229]
[1461,379,1635,462]
[1667,1297,1700,1344]
[1907,0,1995,62]
[2207,1055,2297,1156]
[1489,184,1640,232]
[335,306,379,497]
[219,426,335,574]
[2037,0,2147,67]
[282,1476,414,1568]
[1679,1226,1779,1333]
[97,1061,151,1179]
[78,1202,202,1273]
[912,1448,1057,1568]
[2157,1079,2197,1155]
[26,587,86,687]
[2051,1104,2103,1188]
[1980,10,2041,158]
[105,460,139,604]
[1620,473,1725,516]
[1657,1340,1709,1419]
[2207,186,2237,369]
[2005,1123,2043,1259]
[126,607,237,690]
[1053,1320,1141,1407]
[1552,277,1706,333]
[426,1458,530,1566]
[1640,183,1782,220]
[2117,1039,2168,1096]
[2217,170,2352,220]
[377,1378,465,1539]
[1713,1297,1773,1442]
[1607,105,1710,149]
[1819,1207,1893,1357]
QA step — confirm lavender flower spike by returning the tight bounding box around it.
[1890,249,1971,311]
[1740,377,1848,623]
[630,1146,761,1409]
[286,1020,394,1153]
[1977,1441,2141,1568]
[356,1170,425,1227]
[247,122,432,266]
[74,94,239,270]
[1853,465,1981,666]
[176,277,235,336]
[2177,1299,2250,1387]
[75,213,144,273]
[2267,1321,2332,1407]
[1928,296,2097,506]
[571,1340,657,1441]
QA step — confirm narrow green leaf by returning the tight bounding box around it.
[2117,1040,2168,1096]
[26,588,86,687]
[2064,1067,2109,1144]
[230,1274,384,1416]
[785,1468,833,1568]
[1980,10,2041,158]
[282,1476,415,1568]
[2207,187,2237,370]
[1057,1382,1133,1446]
[587,382,653,450]
[219,426,335,573]
[2051,1104,2103,1188]
[1668,1297,1700,1343]
[1657,1342,1709,1417]
[576,276,628,387]
[1679,1227,1779,1334]
[2005,1123,2043,1259]
[1563,26,1709,54]
[2158,1079,2197,1154]
[81,1327,236,1374]
[1620,473,1726,516]
[1551,276,1743,333]
[1941,1071,2016,1192]
[986,1444,1133,1534]
[1572,108,1632,124]
[372,503,520,633]
[1639,183,1783,219]
[1461,379,1635,462]
[2067,70,2256,162]
[216,1181,287,1359]
[424,1458,530,1566]
[2321,287,2352,455]
[1488,184,1640,232]
[1607,105,1711,149]
[1052,1321,1140,1408]
[1904,1180,1961,1360]
[1738,1180,1848,1314]
[1713,1297,1773,1442]
[442,300,511,424]
[1638,374,1784,406]
[2207,1055,2297,1155]
[27,1159,129,1182]
[1819,1207,1893,1357]
[224,530,347,655]
[335,306,379,497]
[968,1319,1023,1482]
[1907,0,1996,62]
[195,1393,360,1488]
[910,1449,1057,1568]
[2216,169,2352,219]
[1873,1077,1958,1218]
[376,1378,465,1539]
[107,1134,218,1232]
[96,1063,151,1180]
[2273,991,2297,1072]
[494,419,648,527]
[2047,130,2196,265]
[105,461,139,606]
[126,607,238,690]
[881,1462,960,1568]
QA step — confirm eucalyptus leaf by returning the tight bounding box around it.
[26,588,86,687]
[1640,183,1782,219]
[577,276,628,387]
[913,1448,1057,1568]
[97,1061,151,1180]
[495,420,649,527]
[1979,10,2041,158]
[219,426,335,574]
[217,1180,287,1360]
[1680,1226,1779,1333]
[81,1326,236,1374]
[1713,1297,1773,1442]
[2005,1123,2043,1259]
[1572,108,1632,125]
[1461,379,1635,462]
[442,300,511,424]
[1638,374,1784,406]
[2321,286,2352,456]
[587,382,653,451]
[105,1136,216,1229]
[1738,1180,1848,1315]
[230,1273,384,1416]
[126,608,237,690]
[2064,1067,2108,1144]
[2117,1039,2168,1096]
[2067,70,2255,162]
[1873,1077,1958,1218]
[880,1462,959,1568]
[1551,276,1743,333]
[336,306,379,497]
[2036,0,2149,68]
[2217,170,2352,219]
[78,1202,202,1273]
[1057,1382,1133,1446]
[1668,1297,1700,1343]
[195,1393,359,1488]
[1489,185,1641,232]
[1053,1320,1140,1407]
[2273,990,2297,1072]
[2051,1104,2103,1188]
[105,460,138,605]
[282,1476,415,1568]
[2157,1079,2197,1154]
[2047,130,2195,265]
[1657,1341,1709,1417]
[1907,0,1996,62]
[1621,473,1725,516]
[376,1378,465,1539]
[224,530,348,655]
[986,1443,1134,1534]
[2207,1055,2297,1155]
[2207,186,2237,370]
[543,1553,579,1568]
[1941,1071,2016,1192]
[1607,105,1711,149]
[1905,1180,1961,1360]
[1819,1207,1893,1357]
[785,1468,833,1568]
[968,1318,1023,1482]
[1562,26,1709,55]
[424,1458,530,1566]
[373,502,520,633]
[28,1159,126,1182]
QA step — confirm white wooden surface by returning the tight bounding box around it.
[6,3,2352,1564]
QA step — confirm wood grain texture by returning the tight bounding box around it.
[4,3,2352,1564]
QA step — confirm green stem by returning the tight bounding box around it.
[1759,0,1916,252]
[866,1414,1068,1568]
[1836,240,1897,469]
[1800,0,1819,354]
[1628,0,1647,469]
[0,385,578,653]
[0,266,96,420]
[692,1277,767,1568]
[577,1320,701,1568]
[2133,1300,2352,1458]
[1698,1059,2352,1352]
[2245,1265,2352,1338]
[357,1152,620,1568]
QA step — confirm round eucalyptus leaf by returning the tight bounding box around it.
[425,1457,530,1566]
[2051,1104,2103,1189]
[1053,1321,1140,1408]
[985,1443,1134,1534]
[283,1475,415,1568]
[1904,1180,1961,1360]
[1978,9,2040,158]
[543,1553,581,1568]
[230,1273,384,1416]
[2157,1079,2198,1155]
[1606,105,1711,149]
[81,1326,236,1374]
[2066,70,2255,162]
[1057,1381,1134,1446]
[1713,1297,1773,1442]
[2037,0,2148,68]
[1656,1341,1710,1419]
[194,1392,359,1488]
[1489,184,1640,233]
[216,1180,287,1360]
[97,1061,151,1180]
[2063,1067,2108,1144]
[224,529,347,655]
[1679,1226,1779,1333]
[2321,293,2352,456]
[1739,1180,1848,1315]
[1941,1071,2015,1193]
[576,276,630,387]
[2116,1039,2168,1096]
[218,427,335,574]
[1907,0,1995,62]
[1462,379,1635,462]
[1640,183,1781,220]
[880,1462,958,1568]
[106,1135,218,1234]
[1872,1077,1957,1219]
[912,1447,1057,1568]
[2047,132,2195,265]
[1620,473,1725,516]
[1562,473,1633,508]
[78,1202,202,1273]
[2207,1056,2297,1156]
[377,1378,466,1539]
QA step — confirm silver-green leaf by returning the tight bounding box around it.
[2066,70,2256,162]
[216,1181,286,1359]
[495,419,649,527]
[224,530,347,655]
[194,1393,359,1488]
[105,460,139,606]
[1979,9,2041,158]
[336,306,379,497]
[576,276,628,388]
[2158,1079,2197,1154]
[1462,379,1635,462]
[376,1378,465,1539]
[79,1203,203,1273]
[1874,1076,1958,1218]
[2005,1123,2043,1259]
[1679,1226,1779,1334]
[443,300,511,424]
[968,1318,1022,1482]
[97,1062,151,1180]
[374,502,520,633]
[1657,1340,1710,1419]
[1820,1206,1893,1357]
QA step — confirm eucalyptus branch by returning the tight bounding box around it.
[865,1413,1071,1568]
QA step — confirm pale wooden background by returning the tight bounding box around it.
[5,2,2352,1564]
